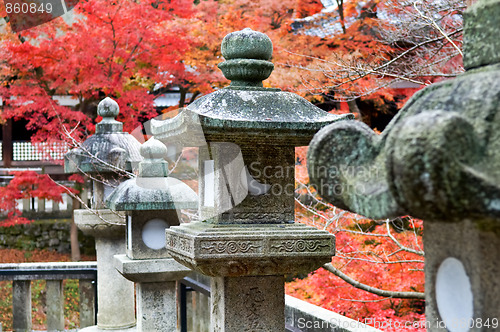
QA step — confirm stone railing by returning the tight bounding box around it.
[0,264,381,332]
[0,262,97,332]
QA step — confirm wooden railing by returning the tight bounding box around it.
[0,262,97,332]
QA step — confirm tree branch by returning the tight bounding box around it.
[322,263,425,300]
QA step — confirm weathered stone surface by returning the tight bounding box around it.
[198,143,296,225]
[94,238,136,330]
[74,211,135,330]
[463,0,500,69]
[135,281,178,332]
[74,209,126,239]
[65,98,138,332]
[308,45,500,223]
[211,275,285,331]
[152,88,352,146]
[12,280,31,332]
[106,176,197,212]
[166,223,334,277]
[115,254,191,283]
[46,280,64,332]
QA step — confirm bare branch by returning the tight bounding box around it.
[322,263,425,300]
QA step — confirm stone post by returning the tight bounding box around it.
[107,138,197,332]
[79,279,96,328]
[152,28,352,331]
[64,97,142,331]
[46,280,64,331]
[307,1,500,330]
[12,280,31,332]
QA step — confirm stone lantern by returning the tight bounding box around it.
[64,97,140,331]
[106,137,197,332]
[151,28,352,331]
[307,0,500,330]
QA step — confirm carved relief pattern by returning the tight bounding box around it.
[167,235,193,254]
[230,212,292,222]
[270,239,331,253]
[243,286,266,331]
[200,240,261,254]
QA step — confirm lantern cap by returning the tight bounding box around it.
[106,138,198,211]
[64,97,142,175]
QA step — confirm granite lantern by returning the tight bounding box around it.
[151,28,352,331]
[64,97,140,331]
[107,137,196,332]
[307,1,500,330]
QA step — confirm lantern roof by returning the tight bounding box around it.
[151,28,352,146]
[64,97,142,174]
[106,138,198,211]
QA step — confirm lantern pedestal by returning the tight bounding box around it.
[166,222,334,331]
[75,210,136,331]
[115,255,191,332]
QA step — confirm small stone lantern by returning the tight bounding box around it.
[151,28,352,331]
[107,137,197,332]
[64,97,140,331]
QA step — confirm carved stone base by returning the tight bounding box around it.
[165,222,335,277]
[211,275,284,332]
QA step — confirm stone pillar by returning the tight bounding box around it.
[21,198,30,213]
[307,1,500,330]
[114,257,190,332]
[46,280,64,331]
[12,280,31,332]
[52,200,60,212]
[79,279,96,328]
[211,275,284,331]
[137,281,176,331]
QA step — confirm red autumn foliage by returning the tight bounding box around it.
[292,146,425,330]
[0,171,75,227]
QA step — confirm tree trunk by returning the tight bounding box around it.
[2,118,13,168]
[71,185,82,261]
